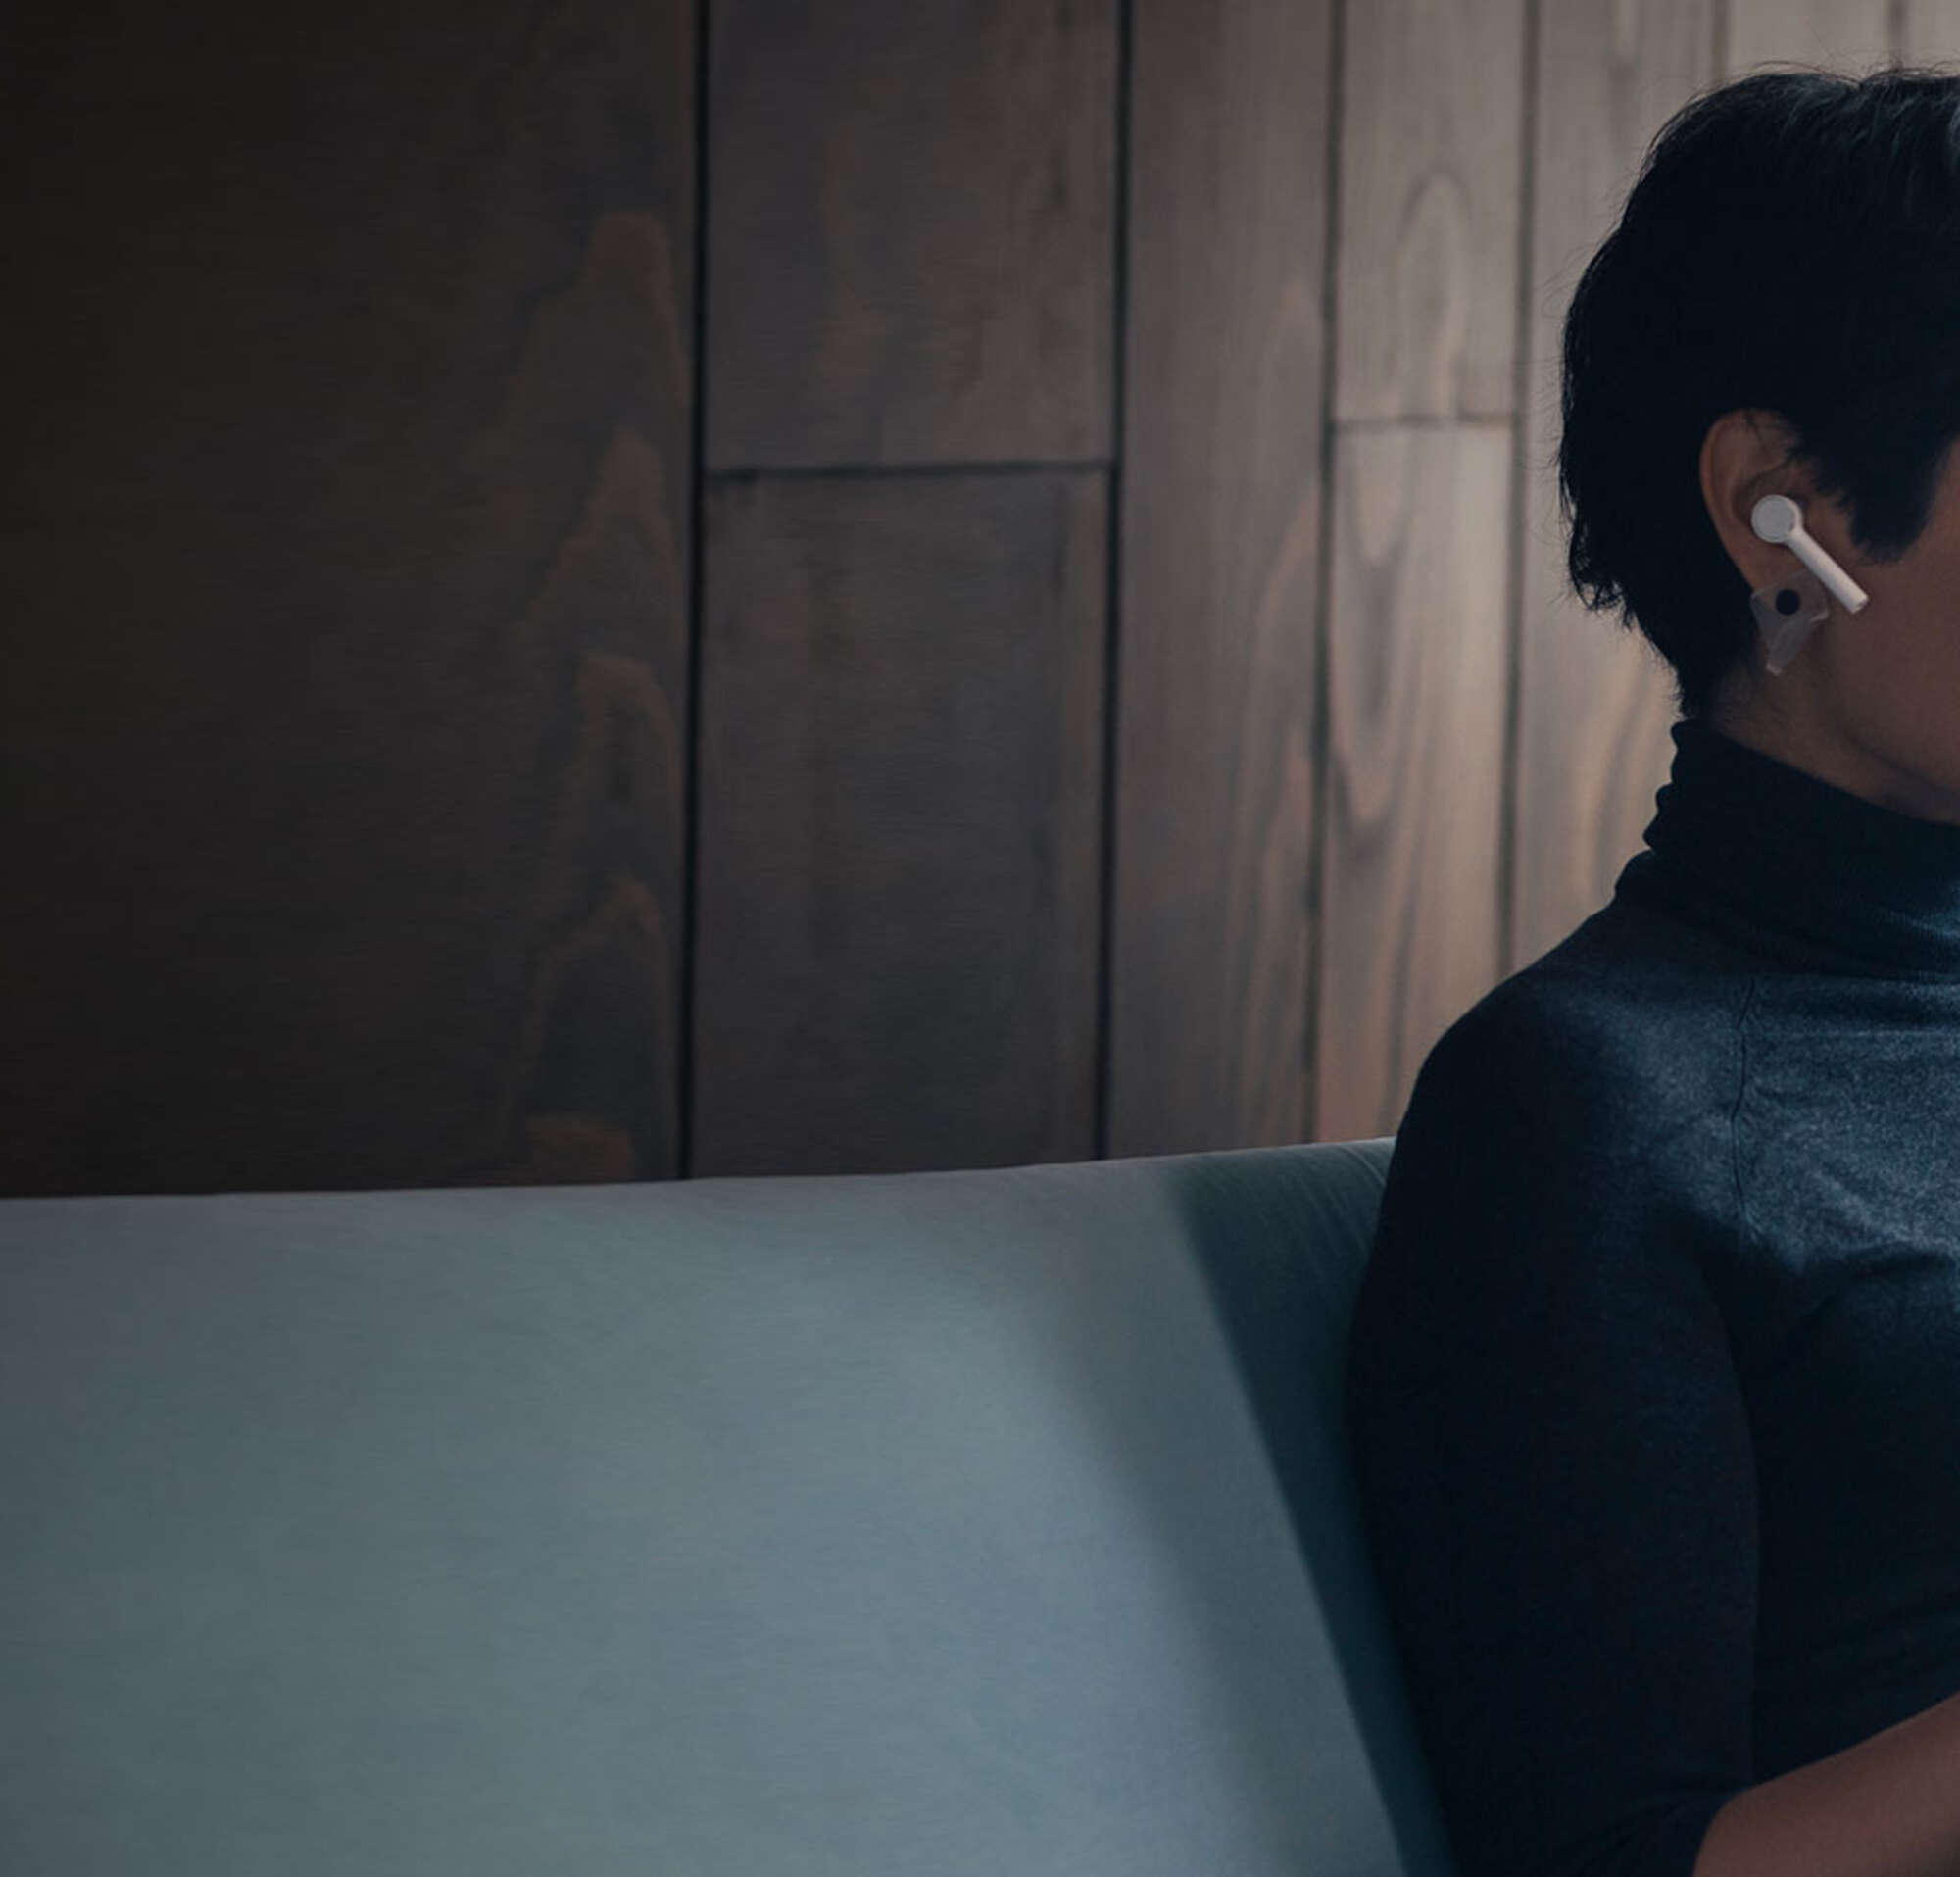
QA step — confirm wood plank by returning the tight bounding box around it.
[693,470,1105,1175]
[1315,425,1511,1142]
[1509,2,1713,973]
[1318,0,1526,1139]
[1108,0,1333,1156]
[705,0,1116,469]
[0,0,695,1195]
[1333,0,1527,421]
[1722,0,1893,74]
[1898,2,1960,58]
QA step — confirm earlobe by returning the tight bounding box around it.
[1749,566,1831,676]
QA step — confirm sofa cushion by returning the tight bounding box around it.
[0,1137,1450,1876]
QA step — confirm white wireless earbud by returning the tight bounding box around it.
[1750,494,1869,613]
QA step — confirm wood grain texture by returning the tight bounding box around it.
[1333,0,1527,421]
[1508,1,1712,974]
[1107,0,1332,1157]
[1314,426,1511,1141]
[694,471,1105,1176]
[0,0,694,1195]
[1722,0,1895,75]
[705,0,1116,469]
[1898,2,1960,60]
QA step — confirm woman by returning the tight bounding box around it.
[1345,66,1960,1877]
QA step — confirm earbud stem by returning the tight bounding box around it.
[1784,523,1870,614]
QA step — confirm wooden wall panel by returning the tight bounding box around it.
[705,0,1116,469]
[1333,0,1527,421]
[1107,0,1332,1158]
[1317,427,1512,1139]
[0,0,695,1196]
[1898,3,1960,59]
[20,0,1927,1190]
[1315,0,1524,1140]
[1722,1,1894,75]
[693,472,1106,1176]
[1508,3,1713,974]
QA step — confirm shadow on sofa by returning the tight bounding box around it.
[0,1135,1457,1876]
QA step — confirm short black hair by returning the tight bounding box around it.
[1559,64,1960,720]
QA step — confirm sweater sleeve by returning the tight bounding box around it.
[1343,995,1756,1877]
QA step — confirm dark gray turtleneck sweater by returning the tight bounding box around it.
[1344,716,1960,1877]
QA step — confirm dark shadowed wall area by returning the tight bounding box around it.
[0,2,1936,1194]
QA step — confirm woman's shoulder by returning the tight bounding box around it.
[1356,947,1750,1376]
[1398,936,1752,1186]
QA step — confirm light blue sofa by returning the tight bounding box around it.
[1,1137,1457,1876]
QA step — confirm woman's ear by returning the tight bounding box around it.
[1699,409,1802,589]
[1701,408,1862,596]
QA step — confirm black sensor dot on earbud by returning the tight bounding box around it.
[1776,588,1801,616]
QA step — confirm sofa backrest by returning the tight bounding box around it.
[0,1137,1456,1877]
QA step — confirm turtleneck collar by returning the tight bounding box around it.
[1611,716,1960,977]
